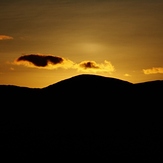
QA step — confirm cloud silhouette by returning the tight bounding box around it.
[77,60,115,73]
[0,35,13,40]
[143,67,163,74]
[79,61,100,69]
[15,54,74,69]
[17,54,64,67]
[15,54,115,73]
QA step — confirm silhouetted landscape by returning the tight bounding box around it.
[1,74,163,162]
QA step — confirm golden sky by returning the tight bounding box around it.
[0,0,163,88]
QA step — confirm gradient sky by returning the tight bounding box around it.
[0,0,163,88]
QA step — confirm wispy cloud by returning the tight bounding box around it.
[0,35,13,40]
[14,54,115,73]
[143,67,163,74]
[10,67,14,71]
[124,73,131,77]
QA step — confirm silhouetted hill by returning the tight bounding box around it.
[40,74,133,110]
[1,74,163,162]
[45,74,132,90]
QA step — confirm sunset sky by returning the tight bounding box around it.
[0,0,163,88]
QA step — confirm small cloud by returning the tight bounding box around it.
[0,35,13,40]
[143,67,163,74]
[79,61,100,69]
[10,67,14,71]
[15,54,74,69]
[124,73,131,77]
[76,60,115,73]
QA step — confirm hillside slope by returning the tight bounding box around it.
[1,74,163,162]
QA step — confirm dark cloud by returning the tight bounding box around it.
[79,61,100,69]
[14,54,115,73]
[17,54,64,67]
[77,60,115,73]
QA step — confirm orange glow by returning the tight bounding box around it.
[0,0,163,87]
[0,35,13,40]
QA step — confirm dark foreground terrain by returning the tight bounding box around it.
[1,74,163,162]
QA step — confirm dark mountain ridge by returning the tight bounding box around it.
[41,74,134,107]
[1,74,163,162]
[44,74,132,89]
